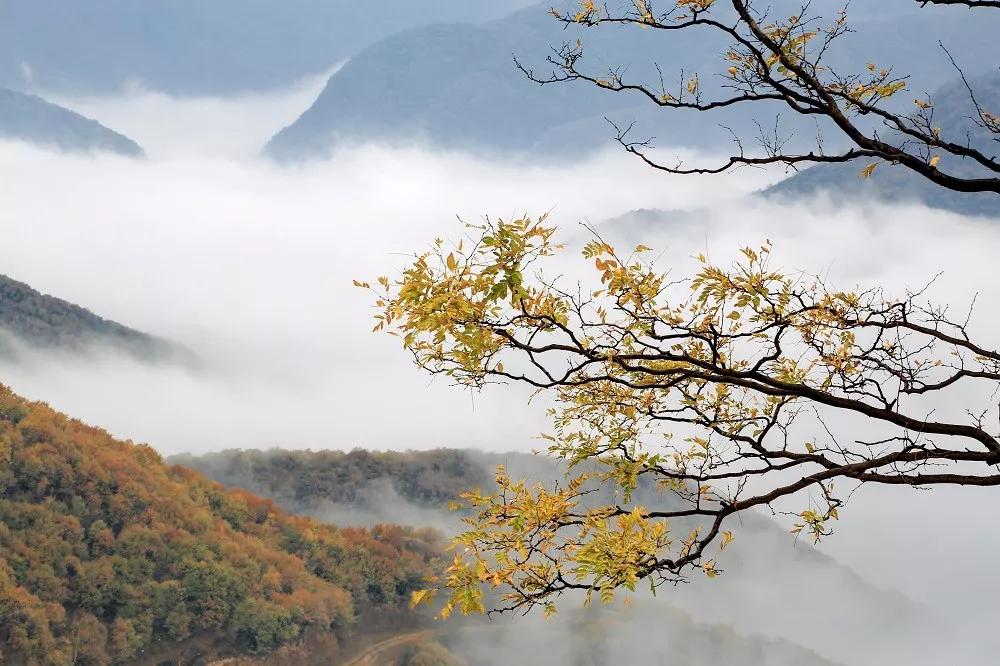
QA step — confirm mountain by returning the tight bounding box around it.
[0,274,186,363]
[0,393,844,666]
[0,1,537,96]
[0,88,141,155]
[0,386,440,664]
[177,447,934,666]
[264,2,1000,162]
[764,72,1000,217]
[262,5,719,161]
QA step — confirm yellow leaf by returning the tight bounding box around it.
[409,588,437,608]
[447,253,458,270]
[860,162,878,179]
[929,155,941,168]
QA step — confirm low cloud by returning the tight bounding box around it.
[0,128,770,456]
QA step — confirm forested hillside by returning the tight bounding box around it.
[171,448,491,514]
[0,386,440,665]
[0,274,184,363]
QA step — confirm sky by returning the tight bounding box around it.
[0,81,998,665]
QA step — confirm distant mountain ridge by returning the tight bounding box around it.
[262,5,721,161]
[0,274,185,363]
[0,0,537,96]
[0,88,141,155]
[264,2,1000,162]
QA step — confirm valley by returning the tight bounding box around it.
[0,1,998,664]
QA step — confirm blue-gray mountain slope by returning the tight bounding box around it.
[765,72,1000,218]
[0,88,142,155]
[0,0,536,96]
[0,274,189,363]
[265,2,1000,162]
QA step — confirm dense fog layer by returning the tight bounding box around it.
[0,92,770,456]
[1,87,998,665]
[3,131,996,457]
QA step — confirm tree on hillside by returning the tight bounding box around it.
[0,387,440,663]
[366,0,1000,618]
[520,0,998,194]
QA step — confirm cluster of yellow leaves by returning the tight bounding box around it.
[677,0,716,12]
[567,0,598,23]
[409,466,674,617]
[827,62,907,110]
[790,504,840,544]
[760,16,819,76]
[364,216,565,385]
[981,109,1000,131]
[635,0,655,24]
[415,469,585,613]
[686,73,700,96]
[575,508,671,604]
[721,8,910,127]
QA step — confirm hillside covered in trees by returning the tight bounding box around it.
[0,386,441,665]
[171,448,492,515]
[0,274,187,364]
